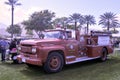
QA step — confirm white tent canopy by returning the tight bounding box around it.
[112,34,120,37]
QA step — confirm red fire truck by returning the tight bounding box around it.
[17,29,114,73]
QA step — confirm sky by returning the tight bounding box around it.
[0,0,120,30]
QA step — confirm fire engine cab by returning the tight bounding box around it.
[17,29,114,73]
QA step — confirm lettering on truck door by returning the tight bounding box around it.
[98,36,110,45]
[65,39,79,57]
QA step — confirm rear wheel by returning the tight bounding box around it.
[100,48,108,61]
[43,52,64,73]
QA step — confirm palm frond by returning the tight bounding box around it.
[99,12,119,30]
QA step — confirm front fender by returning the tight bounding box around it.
[39,45,66,63]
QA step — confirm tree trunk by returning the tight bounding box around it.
[11,4,14,38]
[114,28,115,32]
[75,21,77,30]
[87,23,89,34]
[35,31,43,39]
[107,21,110,31]
[75,21,77,40]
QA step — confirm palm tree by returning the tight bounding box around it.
[70,13,83,30]
[111,22,120,33]
[5,0,21,38]
[99,12,119,32]
[78,16,85,32]
[84,15,96,34]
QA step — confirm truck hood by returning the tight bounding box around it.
[20,39,63,46]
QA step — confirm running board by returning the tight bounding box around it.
[66,56,100,64]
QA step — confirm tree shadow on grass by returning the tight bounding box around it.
[1,57,120,80]
[18,58,120,80]
[21,65,45,75]
[63,58,120,71]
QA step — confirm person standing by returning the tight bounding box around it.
[0,38,9,62]
[9,39,18,63]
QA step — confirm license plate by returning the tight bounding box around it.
[22,58,26,62]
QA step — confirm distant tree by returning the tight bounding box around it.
[111,22,120,32]
[69,13,84,30]
[84,15,96,34]
[99,12,119,31]
[110,29,119,34]
[26,29,34,37]
[22,10,55,38]
[5,0,21,38]
[53,18,61,27]
[53,17,70,28]
[67,25,74,29]
[6,24,22,37]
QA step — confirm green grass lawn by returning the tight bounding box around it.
[0,50,120,80]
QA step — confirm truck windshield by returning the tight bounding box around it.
[43,31,61,39]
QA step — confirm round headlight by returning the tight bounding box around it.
[32,48,37,53]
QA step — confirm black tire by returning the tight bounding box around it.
[100,48,108,61]
[43,52,64,73]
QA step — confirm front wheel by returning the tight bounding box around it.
[100,48,108,61]
[43,52,64,73]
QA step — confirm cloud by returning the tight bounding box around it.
[0,0,11,25]
[0,0,58,26]
[0,0,30,25]
[14,7,44,24]
[14,8,28,23]
[0,0,44,26]
[117,14,120,21]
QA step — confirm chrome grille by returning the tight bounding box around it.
[21,46,32,53]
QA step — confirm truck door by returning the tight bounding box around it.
[64,33,79,57]
[78,36,87,56]
[63,31,79,58]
